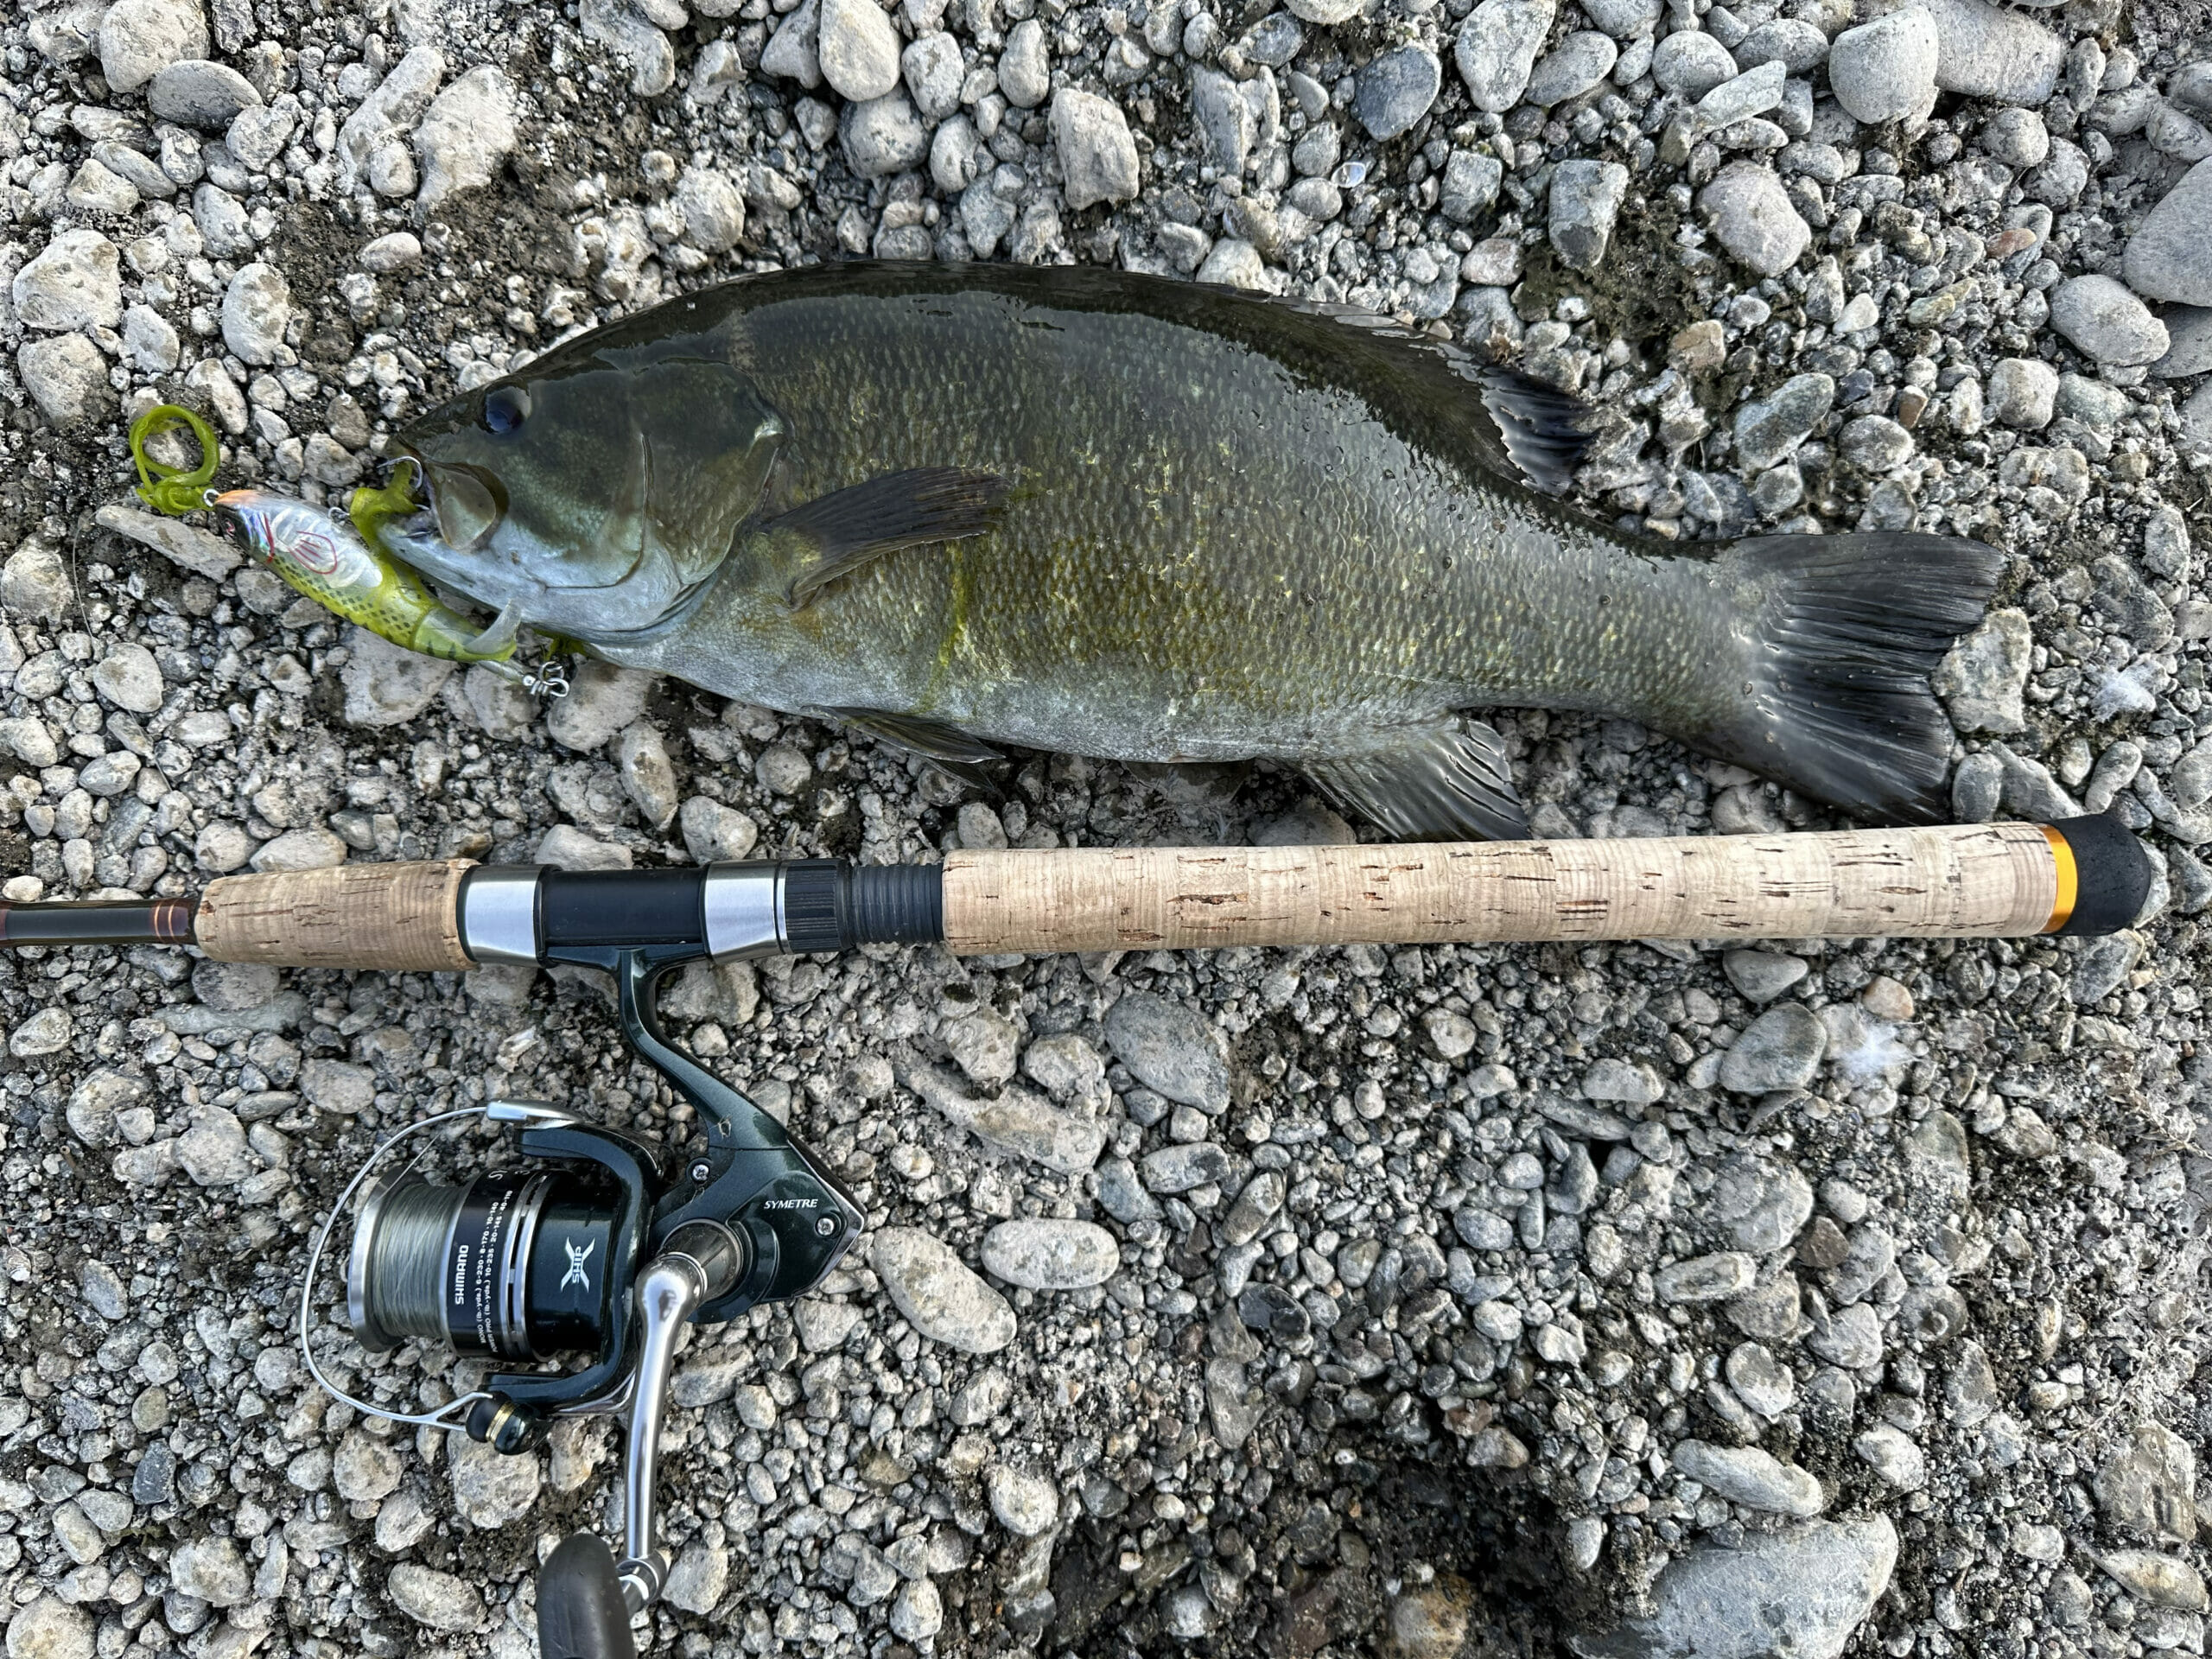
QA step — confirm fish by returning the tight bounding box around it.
[374,261,2004,840]
[209,487,551,687]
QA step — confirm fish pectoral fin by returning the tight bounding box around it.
[827,707,1005,766]
[1475,367,1595,497]
[770,468,1011,609]
[1301,720,1531,842]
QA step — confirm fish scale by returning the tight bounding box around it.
[385,263,2003,840]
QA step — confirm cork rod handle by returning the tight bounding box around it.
[196,859,475,971]
[939,822,2115,956]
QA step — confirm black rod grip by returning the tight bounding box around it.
[537,1534,637,1659]
[782,861,944,953]
[2046,813,2154,937]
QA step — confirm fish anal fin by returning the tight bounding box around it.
[1302,719,1530,842]
[773,468,1010,608]
[1476,366,1595,496]
[828,707,1006,787]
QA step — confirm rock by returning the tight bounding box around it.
[1569,1517,1896,1659]
[842,91,930,177]
[2095,1421,2197,1541]
[359,231,423,273]
[1052,88,1139,209]
[170,1535,251,1605]
[99,0,210,93]
[1917,0,2061,102]
[342,627,456,725]
[1197,238,1269,289]
[2124,157,2212,308]
[1719,1004,1825,1093]
[1001,17,1051,106]
[1669,1440,1824,1516]
[664,1541,729,1615]
[535,825,632,870]
[149,59,261,127]
[1525,31,1617,107]
[2156,306,2212,378]
[891,1578,944,1642]
[1826,7,1936,124]
[2100,1550,2209,1612]
[1735,18,1825,72]
[386,1563,483,1631]
[219,262,292,365]
[872,1226,1017,1352]
[1454,0,1554,113]
[1733,372,1833,469]
[547,662,656,749]
[336,45,444,191]
[1722,950,1807,1002]
[986,1464,1060,1535]
[674,166,747,252]
[1222,1168,1287,1244]
[679,798,760,863]
[332,1432,403,1503]
[5,1598,93,1659]
[982,1218,1120,1288]
[1652,30,1737,100]
[1357,44,1441,140]
[580,0,677,94]
[1581,0,1656,35]
[1141,1140,1231,1193]
[1855,1423,1927,1490]
[415,67,517,210]
[944,1007,1019,1085]
[1931,608,2031,734]
[903,31,963,118]
[900,1063,1106,1172]
[1726,1342,1795,1416]
[1986,358,2058,429]
[1699,162,1809,276]
[451,1434,539,1528]
[818,0,902,100]
[1808,1300,1883,1370]
[13,230,123,333]
[1548,158,1628,272]
[1706,1155,1814,1253]
[176,1106,252,1185]
[1103,990,1229,1111]
[1656,1252,1756,1302]
[760,0,823,85]
[16,334,110,430]
[1389,1580,1473,1659]
[2050,275,2170,365]
[1440,150,1503,222]
[92,644,164,714]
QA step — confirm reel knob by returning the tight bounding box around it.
[537,1533,638,1659]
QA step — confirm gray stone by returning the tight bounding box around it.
[333,1433,403,1503]
[890,1579,944,1642]
[16,336,111,430]
[1052,88,1140,209]
[986,1462,1060,1535]
[1722,950,1808,1002]
[337,45,443,192]
[149,59,260,127]
[900,1062,1105,1171]
[4,1598,93,1659]
[14,230,123,333]
[416,66,518,210]
[1808,1300,1883,1369]
[818,0,902,101]
[1980,105,2049,168]
[842,91,930,177]
[176,1106,251,1185]
[1855,1423,1926,1490]
[2050,275,2169,365]
[1700,162,1809,276]
[664,1541,730,1616]
[1719,1004,1825,1093]
[1001,17,1051,107]
[227,99,296,170]
[67,157,141,214]
[1104,991,1230,1111]
[1198,238,1268,289]
[1652,30,1738,100]
[1734,18,1825,73]
[548,662,656,749]
[122,305,181,373]
[1733,373,1833,469]
[679,798,760,863]
[1440,149,1502,221]
[1548,158,1628,272]
[342,627,455,726]
[1454,0,1554,113]
[450,1434,539,1528]
[872,1226,1017,1353]
[1656,1251,1757,1302]
[359,230,423,272]
[1669,1440,1824,1516]
[2100,1550,2209,1612]
[1931,608,2031,733]
[673,166,747,253]
[1986,358,2058,429]
[944,1007,1019,1085]
[2095,1421,2197,1541]
[1917,0,2061,102]
[93,644,164,714]
[1357,45,1442,140]
[219,262,291,365]
[1706,1155,1814,1253]
[386,1564,483,1631]
[1581,0,1657,37]
[982,1219,1119,1288]
[1826,7,1936,124]
[2154,306,2212,378]
[1525,31,1617,107]
[760,0,823,86]
[1839,414,1912,473]
[2125,157,2212,308]
[1569,1517,1896,1659]
[1141,1140,1231,1192]
[100,0,210,93]
[1192,68,1254,174]
[1726,1342,1795,1416]
[170,1535,251,1606]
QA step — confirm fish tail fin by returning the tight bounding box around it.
[1708,531,2005,823]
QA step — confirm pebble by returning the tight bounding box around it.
[1734,18,1825,73]
[1918,0,2062,103]
[1652,31,1738,100]
[342,627,455,725]
[679,798,760,863]
[842,91,930,177]
[386,1564,484,1631]
[332,1433,402,1503]
[1656,1251,1756,1302]
[1454,0,1554,113]
[1524,31,1617,107]
[1357,45,1441,141]
[1718,1003,1826,1092]
[99,0,210,93]
[1580,1057,1659,1105]
[16,335,110,429]
[903,32,963,118]
[1052,88,1140,209]
[1980,106,2049,168]
[871,1226,1017,1353]
[1548,159,1628,273]
[817,0,902,101]
[176,1106,252,1185]
[1698,162,1809,277]
[535,825,632,871]
[1104,990,1230,1112]
[986,1464,1061,1535]
[1720,950,1807,1002]
[4,1599,92,1659]
[944,1007,1019,1084]
[149,58,259,126]
[901,1064,1106,1172]
[1931,608,2031,734]
[2124,157,2212,308]
[415,66,518,211]
[1141,1141,1231,1193]
[2094,1421,2197,1541]
[890,1579,944,1642]
[664,1541,730,1615]
[1000,18,1051,108]
[547,662,655,749]
[760,0,823,85]
[358,230,423,273]
[13,230,123,334]
[1580,0,1656,37]
[2156,306,2212,378]
[1389,1581,1472,1659]
[219,262,292,365]
[1732,372,1832,468]
[335,44,444,191]
[1440,151,1502,223]
[1986,357,2058,429]
[1669,1440,1824,1516]
[1575,1518,1895,1658]
[170,1535,251,1606]
[982,1218,1119,1288]
[2050,275,2170,365]
[1725,1342,1795,1415]
[1855,1423,1928,1490]
[92,644,164,714]
[1808,1300,1884,1369]
[1826,7,1937,124]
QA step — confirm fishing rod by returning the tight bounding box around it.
[1,817,2148,1659]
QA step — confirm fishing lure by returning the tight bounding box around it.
[126,405,566,695]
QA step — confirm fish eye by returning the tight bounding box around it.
[481,386,531,435]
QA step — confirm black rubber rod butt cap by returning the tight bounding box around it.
[2047,814,2154,937]
[537,1533,637,1659]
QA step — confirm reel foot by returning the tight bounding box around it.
[538,1532,638,1659]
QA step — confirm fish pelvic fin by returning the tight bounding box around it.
[828,707,1007,790]
[1709,531,2005,823]
[763,468,1012,609]
[1473,366,1596,496]
[1302,719,1531,842]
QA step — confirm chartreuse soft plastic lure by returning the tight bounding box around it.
[126,404,563,693]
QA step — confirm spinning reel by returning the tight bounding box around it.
[297,863,926,1658]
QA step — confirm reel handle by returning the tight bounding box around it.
[537,1534,637,1659]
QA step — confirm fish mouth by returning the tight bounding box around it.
[404,458,508,553]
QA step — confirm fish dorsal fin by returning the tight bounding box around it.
[1475,366,1595,496]
[765,468,1010,608]
[1300,718,1531,842]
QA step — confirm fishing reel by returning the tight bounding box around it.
[299,867,904,1659]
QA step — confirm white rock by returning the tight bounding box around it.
[358,230,424,272]
[219,262,292,365]
[2050,274,2169,365]
[674,165,747,252]
[122,305,181,373]
[760,0,823,86]
[904,31,964,119]
[1916,0,2062,102]
[985,1464,1060,1535]
[336,45,444,192]
[535,825,633,870]
[1826,6,1937,124]
[415,66,518,211]
[871,1226,1017,1352]
[176,1106,253,1185]
[1000,17,1051,107]
[841,91,929,177]
[1052,87,1140,209]
[1455,0,1554,112]
[341,627,455,725]
[92,644,164,714]
[679,798,760,862]
[981,1218,1121,1288]
[251,828,349,872]
[1197,236,1268,289]
[2124,156,2212,308]
[548,662,657,749]
[386,1564,483,1632]
[148,58,260,127]
[16,336,111,430]
[1986,358,2058,429]
[4,1598,93,1659]
[1698,161,1809,276]
[13,230,123,333]
[99,0,209,93]
[580,0,677,96]
[818,0,902,100]
[1669,1439,1826,1516]
[168,1535,251,1605]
